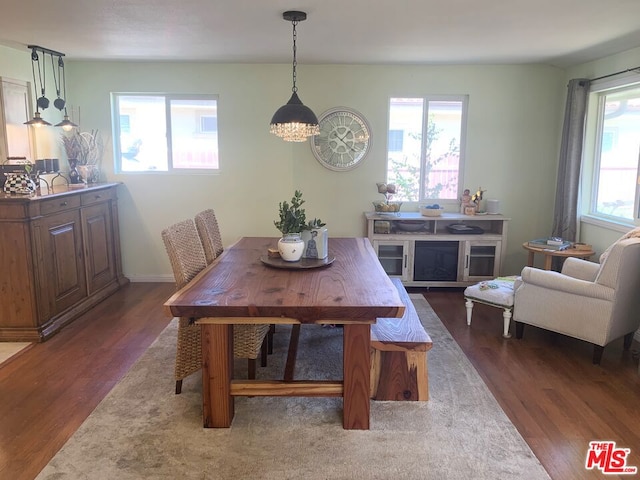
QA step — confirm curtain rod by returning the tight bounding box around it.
[590,66,640,82]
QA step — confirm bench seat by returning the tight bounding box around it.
[370,278,433,401]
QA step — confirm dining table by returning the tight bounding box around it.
[163,236,405,430]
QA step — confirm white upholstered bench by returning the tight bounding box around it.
[463,276,518,338]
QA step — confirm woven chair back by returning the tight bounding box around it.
[195,209,224,264]
[161,219,208,289]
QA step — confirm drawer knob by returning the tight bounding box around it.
[95,195,101,199]
[60,201,67,206]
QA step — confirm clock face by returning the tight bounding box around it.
[310,107,371,171]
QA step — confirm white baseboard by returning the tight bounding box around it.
[124,274,175,283]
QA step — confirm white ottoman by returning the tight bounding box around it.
[464,276,518,338]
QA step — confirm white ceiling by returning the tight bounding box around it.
[2,0,640,67]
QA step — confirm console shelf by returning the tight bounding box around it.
[365,212,510,287]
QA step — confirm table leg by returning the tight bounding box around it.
[202,323,234,428]
[527,251,535,267]
[342,323,371,430]
[284,324,301,381]
[543,255,553,270]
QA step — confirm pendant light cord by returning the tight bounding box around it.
[291,19,298,93]
[51,53,61,98]
[32,50,46,96]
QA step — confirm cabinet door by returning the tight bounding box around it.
[462,240,501,281]
[38,210,87,316]
[373,240,411,281]
[81,202,116,294]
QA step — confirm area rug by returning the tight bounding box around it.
[37,295,550,480]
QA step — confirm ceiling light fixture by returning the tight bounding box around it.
[270,11,319,142]
[24,45,78,130]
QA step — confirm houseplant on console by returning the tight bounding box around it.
[274,190,308,262]
[274,190,327,262]
[61,130,103,184]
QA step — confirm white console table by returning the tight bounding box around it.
[365,212,510,287]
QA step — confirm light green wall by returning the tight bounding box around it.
[2,45,569,280]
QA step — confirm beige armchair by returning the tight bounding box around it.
[513,237,640,364]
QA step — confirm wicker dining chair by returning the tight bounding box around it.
[194,208,224,264]
[195,208,275,355]
[161,218,269,394]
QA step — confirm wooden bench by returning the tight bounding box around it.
[370,278,433,401]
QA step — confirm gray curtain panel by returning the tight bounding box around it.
[552,78,591,242]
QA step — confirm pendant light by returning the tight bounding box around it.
[24,47,51,127]
[24,45,78,130]
[51,54,78,131]
[270,11,319,142]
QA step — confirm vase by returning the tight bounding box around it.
[301,227,329,259]
[3,172,36,195]
[77,164,100,184]
[68,159,81,184]
[277,233,305,262]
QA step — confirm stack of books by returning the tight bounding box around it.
[527,237,572,251]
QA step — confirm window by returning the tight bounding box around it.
[388,130,404,152]
[112,94,219,172]
[386,96,467,202]
[587,82,640,222]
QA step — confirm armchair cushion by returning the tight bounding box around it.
[560,257,600,282]
[520,267,613,301]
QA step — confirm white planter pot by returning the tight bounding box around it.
[277,234,305,262]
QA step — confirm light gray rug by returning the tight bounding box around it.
[37,295,550,480]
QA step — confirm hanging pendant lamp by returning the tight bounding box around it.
[270,11,319,142]
[24,47,51,127]
[51,55,78,130]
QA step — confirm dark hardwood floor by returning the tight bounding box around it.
[1,282,639,480]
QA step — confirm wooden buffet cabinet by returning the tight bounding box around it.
[0,183,128,341]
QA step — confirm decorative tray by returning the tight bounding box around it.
[260,255,335,270]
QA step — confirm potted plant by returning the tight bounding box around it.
[61,129,103,184]
[274,190,308,261]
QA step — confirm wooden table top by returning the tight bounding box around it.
[521,242,595,258]
[164,237,405,322]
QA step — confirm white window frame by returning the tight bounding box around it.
[111,93,219,174]
[385,95,468,205]
[581,73,640,229]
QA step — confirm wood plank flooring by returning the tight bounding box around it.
[1,282,639,480]
[423,287,640,480]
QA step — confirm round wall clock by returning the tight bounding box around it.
[310,107,371,171]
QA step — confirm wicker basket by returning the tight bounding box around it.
[373,201,402,213]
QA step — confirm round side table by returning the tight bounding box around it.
[522,242,595,270]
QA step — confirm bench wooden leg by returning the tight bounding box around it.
[370,349,428,401]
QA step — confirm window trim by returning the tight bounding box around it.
[583,74,640,228]
[111,93,220,174]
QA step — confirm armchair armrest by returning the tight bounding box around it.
[561,257,600,281]
[520,267,614,301]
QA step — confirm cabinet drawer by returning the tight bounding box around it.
[81,188,115,206]
[39,195,81,216]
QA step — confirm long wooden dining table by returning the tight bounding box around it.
[163,236,405,430]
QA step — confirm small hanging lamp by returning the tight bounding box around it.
[24,47,51,127]
[51,54,78,131]
[270,11,319,142]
